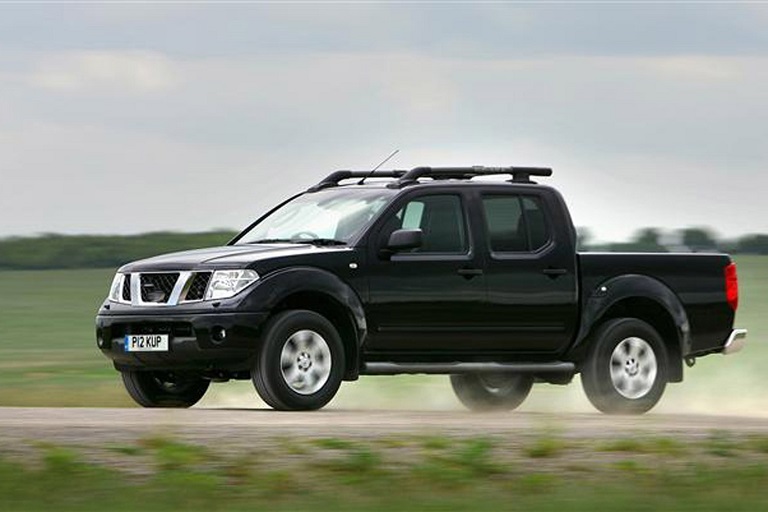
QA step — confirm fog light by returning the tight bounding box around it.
[211,326,227,343]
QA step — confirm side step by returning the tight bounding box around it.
[362,361,576,376]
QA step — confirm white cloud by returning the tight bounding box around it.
[638,56,743,81]
[29,50,178,93]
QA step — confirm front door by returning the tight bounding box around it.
[365,191,487,353]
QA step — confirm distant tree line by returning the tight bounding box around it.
[0,231,237,270]
[577,227,768,255]
[0,227,767,271]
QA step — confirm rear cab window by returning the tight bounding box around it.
[481,194,550,254]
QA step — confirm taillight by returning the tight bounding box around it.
[725,262,739,311]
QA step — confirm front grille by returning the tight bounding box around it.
[122,274,132,301]
[118,271,213,305]
[184,272,211,302]
[140,273,179,303]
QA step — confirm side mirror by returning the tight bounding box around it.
[387,228,423,252]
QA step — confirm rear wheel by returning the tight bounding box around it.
[450,373,533,412]
[121,370,209,408]
[581,318,668,415]
[252,310,345,411]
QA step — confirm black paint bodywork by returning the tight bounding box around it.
[96,180,737,383]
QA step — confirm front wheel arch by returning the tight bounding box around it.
[242,267,367,380]
[271,291,360,381]
[252,309,345,411]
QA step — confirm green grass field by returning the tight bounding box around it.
[0,257,766,409]
[0,269,134,406]
[3,433,768,511]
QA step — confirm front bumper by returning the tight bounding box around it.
[722,329,748,355]
[96,311,269,372]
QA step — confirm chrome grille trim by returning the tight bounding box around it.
[130,272,141,306]
[127,271,199,307]
[167,271,192,305]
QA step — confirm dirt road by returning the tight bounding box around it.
[0,407,765,447]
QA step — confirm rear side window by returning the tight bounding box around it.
[482,195,550,253]
[522,197,549,250]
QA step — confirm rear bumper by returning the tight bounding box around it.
[96,311,269,372]
[722,328,748,355]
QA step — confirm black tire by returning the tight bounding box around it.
[581,318,668,415]
[450,373,534,412]
[252,310,345,411]
[121,370,209,408]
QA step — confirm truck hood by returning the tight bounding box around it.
[120,244,350,272]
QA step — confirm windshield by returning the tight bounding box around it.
[235,188,394,245]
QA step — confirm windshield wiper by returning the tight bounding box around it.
[248,238,347,246]
[248,238,296,244]
[294,238,347,246]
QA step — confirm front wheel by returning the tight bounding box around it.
[581,318,668,415]
[450,373,534,412]
[121,370,209,408]
[252,310,345,411]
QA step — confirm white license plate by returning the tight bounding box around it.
[124,334,169,352]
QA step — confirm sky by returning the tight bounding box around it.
[1,2,767,243]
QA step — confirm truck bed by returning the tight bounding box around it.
[578,252,734,356]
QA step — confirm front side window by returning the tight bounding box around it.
[236,189,393,244]
[482,195,550,252]
[382,194,468,254]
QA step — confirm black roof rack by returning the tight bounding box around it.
[387,166,552,188]
[307,166,552,192]
[307,170,408,192]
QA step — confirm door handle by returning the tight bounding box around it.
[457,268,484,279]
[542,268,568,277]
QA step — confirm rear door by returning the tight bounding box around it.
[479,189,579,354]
[364,190,488,353]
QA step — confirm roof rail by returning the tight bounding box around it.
[307,170,407,192]
[387,166,552,188]
[308,166,553,192]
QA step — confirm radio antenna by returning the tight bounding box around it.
[358,149,400,185]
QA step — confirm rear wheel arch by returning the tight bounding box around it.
[573,275,689,383]
[596,297,683,382]
[581,317,668,414]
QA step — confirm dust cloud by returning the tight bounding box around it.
[198,354,768,418]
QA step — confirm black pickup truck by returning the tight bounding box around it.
[96,166,747,414]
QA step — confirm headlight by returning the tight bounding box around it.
[108,273,125,302]
[205,270,259,301]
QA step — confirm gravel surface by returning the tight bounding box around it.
[1,407,766,446]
